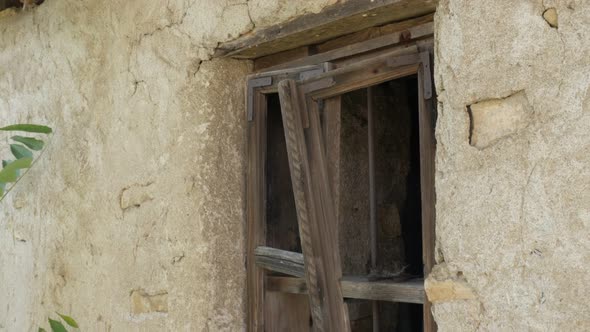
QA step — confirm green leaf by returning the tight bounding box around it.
[1,161,19,178]
[57,313,79,328]
[11,135,44,151]
[0,182,5,197]
[0,157,32,182]
[38,328,47,332]
[0,168,17,183]
[48,318,67,332]
[10,144,33,159]
[0,124,52,134]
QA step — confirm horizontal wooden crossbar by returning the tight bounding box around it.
[266,276,425,304]
[254,246,305,278]
[256,246,425,304]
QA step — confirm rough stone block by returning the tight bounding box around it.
[425,279,476,303]
[425,263,476,303]
[130,289,168,314]
[543,8,558,28]
[120,182,155,210]
[468,91,532,149]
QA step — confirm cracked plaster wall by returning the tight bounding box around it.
[2,0,589,330]
[433,0,590,330]
[0,0,336,330]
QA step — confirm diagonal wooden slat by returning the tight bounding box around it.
[278,79,350,332]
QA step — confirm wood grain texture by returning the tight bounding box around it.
[255,246,305,278]
[299,51,421,101]
[246,63,331,331]
[314,14,434,54]
[322,96,341,226]
[254,46,311,71]
[265,292,311,332]
[278,79,326,330]
[246,91,267,332]
[305,88,351,332]
[259,22,432,72]
[266,276,426,304]
[342,276,425,304]
[216,0,437,59]
[248,43,438,331]
[418,51,437,332]
[278,79,350,331]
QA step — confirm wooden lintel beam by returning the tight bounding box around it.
[215,0,437,59]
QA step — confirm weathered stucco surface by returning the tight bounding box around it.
[0,0,335,330]
[1,0,589,331]
[432,0,590,330]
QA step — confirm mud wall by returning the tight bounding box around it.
[430,0,590,330]
[0,0,336,330]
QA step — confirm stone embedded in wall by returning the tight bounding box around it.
[543,8,558,28]
[468,91,532,149]
[425,263,476,303]
[130,289,168,314]
[119,182,155,210]
[425,279,477,303]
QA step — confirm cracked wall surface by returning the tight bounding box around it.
[433,0,590,330]
[1,0,589,330]
[0,0,336,330]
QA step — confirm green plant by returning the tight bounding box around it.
[0,125,76,329]
[0,124,52,201]
[38,313,79,332]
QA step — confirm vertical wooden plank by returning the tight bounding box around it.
[265,293,311,332]
[306,94,351,332]
[321,96,348,329]
[322,97,341,230]
[278,79,351,332]
[247,91,267,332]
[418,58,437,332]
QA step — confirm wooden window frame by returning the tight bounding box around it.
[246,34,436,332]
[245,63,332,331]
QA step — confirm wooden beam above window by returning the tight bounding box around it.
[215,0,437,59]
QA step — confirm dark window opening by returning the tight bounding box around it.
[337,75,424,331]
[266,93,302,253]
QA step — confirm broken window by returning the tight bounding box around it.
[245,22,436,332]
